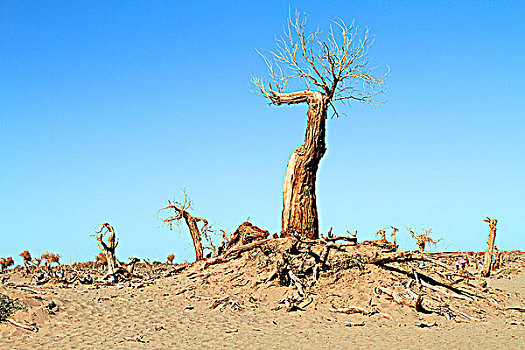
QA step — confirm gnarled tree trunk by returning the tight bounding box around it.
[254,12,385,240]
[159,194,209,262]
[183,212,205,261]
[92,223,126,280]
[281,91,328,239]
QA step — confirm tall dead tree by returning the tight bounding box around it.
[159,193,210,261]
[481,217,498,277]
[253,11,385,239]
[91,223,129,279]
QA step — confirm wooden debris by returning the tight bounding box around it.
[367,251,426,264]
[122,335,146,343]
[210,296,230,309]
[199,257,227,270]
[376,286,424,311]
[506,306,525,312]
[374,312,393,320]
[321,229,357,245]
[415,322,438,328]
[225,221,270,249]
[329,306,370,315]
[6,318,39,332]
[223,238,274,258]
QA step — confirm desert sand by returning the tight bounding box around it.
[1,247,524,350]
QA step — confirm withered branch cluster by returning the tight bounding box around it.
[252,10,386,111]
[408,227,443,252]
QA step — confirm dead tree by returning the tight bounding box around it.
[347,230,358,240]
[390,227,399,246]
[91,223,127,279]
[41,252,60,269]
[0,257,14,273]
[159,193,210,261]
[19,250,33,274]
[409,228,442,252]
[376,230,386,240]
[481,217,498,277]
[126,257,140,275]
[253,11,385,239]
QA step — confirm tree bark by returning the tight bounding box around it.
[184,213,205,261]
[482,218,497,277]
[280,91,328,239]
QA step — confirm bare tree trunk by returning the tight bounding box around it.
[482,217,497,277]
[184,213,204,261]
[282,92,328,239]
[105,249,119,278]
[92,223,125,279]
[391,227,399,247]
[159,195,208,262]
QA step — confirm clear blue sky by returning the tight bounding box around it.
[1,1,524,263]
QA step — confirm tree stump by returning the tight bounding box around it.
[482,217,498,277]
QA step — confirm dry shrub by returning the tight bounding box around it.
[41,252,60,265]
[95,252,107,265]
[19,250,31,263]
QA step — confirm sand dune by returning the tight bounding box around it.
[1,260,524,349]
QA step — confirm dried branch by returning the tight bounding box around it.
[408,227,443,252]
[252,10,386,112]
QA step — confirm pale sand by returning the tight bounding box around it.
[1,266,524,350]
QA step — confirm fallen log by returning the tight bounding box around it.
[506,306,525,312]
[420,280,473,301]
[223,238,274,258]
[358,239,397,252]
[199,257,227,270]
[378,264,482,300]
[329,306,370,315]
[210,296,230,309]
[367,251,425,264]
[321,235,357,245]
[6,318,38,332]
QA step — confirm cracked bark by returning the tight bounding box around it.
[279,91,328,239]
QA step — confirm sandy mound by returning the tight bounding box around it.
[0,235,524,349]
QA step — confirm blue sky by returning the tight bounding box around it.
[1,1,524,263]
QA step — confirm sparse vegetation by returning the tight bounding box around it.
[19,250,31,263]
[0,257,14,273]
[95,252,107,266]
[0,294,24,322]
[41,252,61,267]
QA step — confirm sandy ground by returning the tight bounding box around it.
[1,265,524,350]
